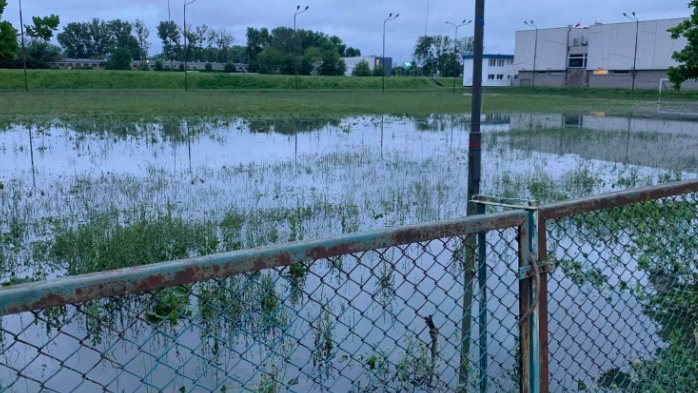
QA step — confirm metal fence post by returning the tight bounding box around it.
[536,213,550,393]
[519,211,540,393]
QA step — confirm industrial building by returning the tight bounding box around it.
[342,56,393,76]
[462,54,516,87]
[514,17,698,90]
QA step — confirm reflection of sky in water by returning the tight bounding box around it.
[0,112,696,392]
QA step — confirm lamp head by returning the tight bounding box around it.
[297,5,301,10]
[305,5,309,10]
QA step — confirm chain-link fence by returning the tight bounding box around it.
[0,181,696,393]
[0,212,529,393]
[542,183,698,393]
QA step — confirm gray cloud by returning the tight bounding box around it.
[3,0,692,62]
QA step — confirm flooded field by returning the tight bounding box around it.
[0,110,696,392]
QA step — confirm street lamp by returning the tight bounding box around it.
[623,12,639,91]
[18,0,28,92]
[183,0,198,91]
[294,5,310,90]
[524,20,538,88]
[446,19,472,94]
[382,12,399,93]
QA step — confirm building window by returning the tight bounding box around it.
[497,74,504,80]
[488,74,495,80]
[568,53,587,68]
[488,59,496,67]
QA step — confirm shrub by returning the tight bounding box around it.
[204,62,213,72]
[224,62,236,73]
[154,60,163,71]
[352,60,372,77]
[105,47,133,70]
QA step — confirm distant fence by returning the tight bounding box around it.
[0,180,695,392]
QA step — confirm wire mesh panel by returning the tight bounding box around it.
[545,191,698,392]
[0,221,523,392]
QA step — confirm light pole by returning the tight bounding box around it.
[183,0,198,91]
[446,19,472,94]
[294,5,310,90]
[524,20,538,88]
[623,12,639,91]
[382,12,399,93]
[18,0,28,92]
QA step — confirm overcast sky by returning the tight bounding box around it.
[3,0,693,62]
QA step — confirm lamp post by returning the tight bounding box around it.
[446,19,472,94]
[183,0,198,91]
[623,12,639,91]
[18,0,28,92]
[294,5,310,90]
[382,12,399,93]
[524,20,538,88]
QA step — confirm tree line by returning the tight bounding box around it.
[0,3,361,75]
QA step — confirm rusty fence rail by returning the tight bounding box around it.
[0,180,696,392]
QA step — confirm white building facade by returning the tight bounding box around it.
[462,54,516,87]
[342,56,393,76]
[514,18,698,90]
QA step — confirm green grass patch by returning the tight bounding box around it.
[0,89,650,121]
[0,69,439,90]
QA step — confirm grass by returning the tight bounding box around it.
[0,89,656,122]
[0,69,438,90]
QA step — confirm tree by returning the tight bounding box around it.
[23,39,62,68]
[667,1,698,90]
[248,26,359,75]
[157,21,180,64]
[246,27,270,71]
[345,47,361,57]
[134,19,150,60]
[0,0,18,63]
[373,64,384,77]
[352,59,371,76]
[105,47,132,70]
[413,35,452,76]
[26,14,60,41]
[57,18,142,59]
[319,49,345,75]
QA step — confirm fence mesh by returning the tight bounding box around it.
[0,229,522,393]
[545,192,698,392]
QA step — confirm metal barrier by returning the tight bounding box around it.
[0,180,696,392]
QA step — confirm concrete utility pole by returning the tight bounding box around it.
[623,12,639,91]
[382,12,399,93]
[183,0,198,91]
[524,20,539,88]
[446,19,472,94]
[294,5,310,90]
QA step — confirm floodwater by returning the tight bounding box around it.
[0,111,696,392]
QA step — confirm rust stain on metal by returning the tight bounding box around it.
[30,293,68,311]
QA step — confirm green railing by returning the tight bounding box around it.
[0,180,696,393]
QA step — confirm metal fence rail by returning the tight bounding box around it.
[0,212,530,392]
[538,180,698,393]
[0,180,696,393]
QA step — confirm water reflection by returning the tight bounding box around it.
[1,111,697,392]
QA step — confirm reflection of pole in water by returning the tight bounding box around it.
[625,117,631,164]
[187,121,193,181]
[294,132,298,165]
[380,115,384,159]
[28,125,36,188]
